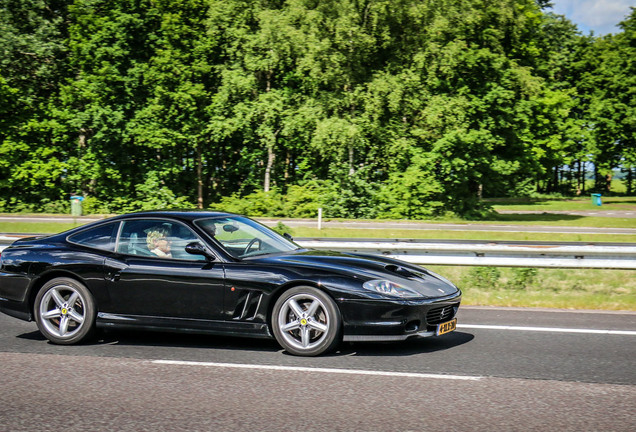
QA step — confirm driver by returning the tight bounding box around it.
[146,227,172,258]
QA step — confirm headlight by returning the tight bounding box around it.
[362,279,420,298]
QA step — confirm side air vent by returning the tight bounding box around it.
[232,291,263,321]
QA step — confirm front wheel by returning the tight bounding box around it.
[272,286,341,356]
[34,277,96,345]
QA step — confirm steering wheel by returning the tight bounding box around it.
[243,238,262,256]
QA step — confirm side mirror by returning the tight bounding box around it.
[185,242,214,261]
[223,224,239,233]
[283,232,293,242]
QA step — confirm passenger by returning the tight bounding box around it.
[146,228,172,258]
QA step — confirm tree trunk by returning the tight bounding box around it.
[576,161,582,196]
[78,128,96,195]
[284,151,290,183]
[262,68,277,193]
[581,163,587,194]
[264,146,275,192]
[263,127,280,192]
[348,145,354,176]
[78,128,87,149]
[196,142,203,209]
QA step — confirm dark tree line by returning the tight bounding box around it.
[1,0,634,217]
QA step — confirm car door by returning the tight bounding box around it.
[103,218,225,321]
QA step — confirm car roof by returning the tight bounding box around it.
[110,210,236,223]
[9,210,241,247]
[66,210,238,236]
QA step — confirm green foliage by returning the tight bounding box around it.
[272,222,293,237]
[216,189,285,217]
[39,199,71,214]
[505,268,539,290]
[282,181,328,218]
[80,196,111,215]
[463,267,502,290]
[320,168,381,219]
[127,172,193,212]
[376,154,445,219]
[0,0,634,216]
[463,266,552,294]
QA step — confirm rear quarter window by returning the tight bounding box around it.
[68,222,119,252]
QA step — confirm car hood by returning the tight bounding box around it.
[256,249,459,298]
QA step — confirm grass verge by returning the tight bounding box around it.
[289,226,636,243]
[429,266,635,311]
[488,196,636,212]
[0,221,82,234]
[2,221,635,243]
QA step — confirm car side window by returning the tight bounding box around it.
[68,222,120,252]
[116,219,207,261]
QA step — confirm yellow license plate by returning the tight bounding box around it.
[436,318,457,336]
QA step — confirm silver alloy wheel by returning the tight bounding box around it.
[38,284,87,339]
[277,293,330,351]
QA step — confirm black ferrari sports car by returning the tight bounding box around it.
[0,211,461,356]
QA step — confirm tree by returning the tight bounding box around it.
[0,0,71,208]
[585,8,636,192]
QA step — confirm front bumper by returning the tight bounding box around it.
[337,291,461,342]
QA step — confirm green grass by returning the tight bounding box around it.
[479,215,635,229]
[3,220,635,243]
[428,266,636,311]
[1,211,636,243]
[289,227,636,243]
[0,221,83,234]
[311,215,636,229]
[488,196,636,212]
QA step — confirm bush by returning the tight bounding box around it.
[216,189,285,217]
[130,173,192,211]
[282,181,329,218]
[375,164,445,219]
[215,181,343,219]
[320,169,380,219]
[81,196,111,215]
[272,222,293,237]
[40,199,70,214]
[0,198,70,214]
[505,268,539,290]
[0,198,37,213]
[463,266,501,290]
[81,173,193,214]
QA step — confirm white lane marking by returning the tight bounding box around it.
[458,324,636,336]
[151,360,482,381]
[461,306,636,315]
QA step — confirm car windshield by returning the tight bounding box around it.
[195,215,300,259]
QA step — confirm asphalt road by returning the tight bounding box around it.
[1,307,634,431]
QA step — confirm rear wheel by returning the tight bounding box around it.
[34,277,96,345]
[272,286,341,356]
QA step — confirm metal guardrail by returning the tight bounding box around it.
[2,236,636,269]
[295,239,636,270]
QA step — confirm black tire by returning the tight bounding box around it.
[34,277,96,345]
[271,286,341,356]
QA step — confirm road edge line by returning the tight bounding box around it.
[150,360,482,381]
